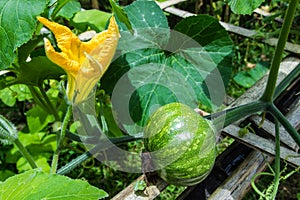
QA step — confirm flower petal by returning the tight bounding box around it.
[81,16,120,76]
[73,52,103,104]
[37,17,81,57]
[66,73,76,102]
[82,16,120,53]
[38,16,120,104]
[38,17,82,73]
[73,16,120,104]
[43,38,79,76]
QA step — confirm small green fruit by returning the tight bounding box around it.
[144,102,216,186]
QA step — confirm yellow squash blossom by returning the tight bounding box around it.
[37,16,120,104]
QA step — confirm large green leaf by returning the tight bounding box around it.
[0,169,108,200]
[174,15,233,88]
[101,15,232,135]
[117,0,170,50]
[0,0,48,69]
[227,0,263,14]
[103,49,215,135]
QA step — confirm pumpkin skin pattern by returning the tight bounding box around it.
[144,102,216,186]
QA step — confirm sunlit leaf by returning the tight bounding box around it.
[26,106,55,133]
[0,84,32,107]
[227,0,263,14]
[17,156,51,173]
[71,10,111,32]
[6,132,56,165]
[0,169,108,200]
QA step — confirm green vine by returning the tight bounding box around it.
[14,139,38,169]
[271,119,280,199]
[251,155,300,199]
[28,86,60,121]
[208,101,269,128]
[50,105,72,174]
[218,0,300,147]
[221,1,300,198]
[0,115,38,169]
[269,104,300,146]
[261,0,299,102]
[57,135,140,175]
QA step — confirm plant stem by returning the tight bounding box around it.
[251,172,273,198]
[274,63,300,100]
[38,85,60,121]
[268,103,300,147]
[28,86,51,114]
[271,118,280,199]
[261,0,299,102]
[206,100,268,128]
[65,130,99,144]
[57,135,140,175]
[50,105,72,174]
[14,138,38,169]
[28,86,60,121]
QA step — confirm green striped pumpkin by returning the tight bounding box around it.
[144,102,216,186]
